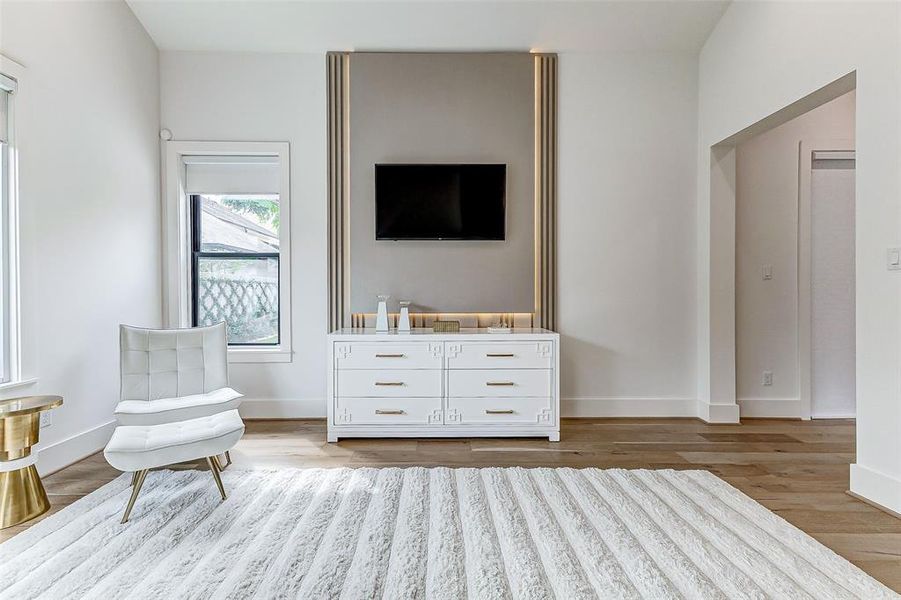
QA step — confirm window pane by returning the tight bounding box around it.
[199,194,279,253]
[196,256,279,345]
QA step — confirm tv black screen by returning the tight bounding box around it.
[375,164,506,240]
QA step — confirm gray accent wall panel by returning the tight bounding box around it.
[348,53,534,314]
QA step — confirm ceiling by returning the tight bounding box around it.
[126,0,730,54]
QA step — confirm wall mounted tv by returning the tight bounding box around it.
[375,164,506,240]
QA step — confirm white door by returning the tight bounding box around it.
[810,153,855,418]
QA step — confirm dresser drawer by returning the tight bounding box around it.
[447,397,553,425]
[334,342,442,370]
[446,341,553,370]
[447,369,551,398]
[335,396,442,425]
[337,369,442,397]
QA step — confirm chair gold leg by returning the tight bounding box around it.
[206,457,227,501]
[121,470,148,524]
[131,471,139,487]
[215,451,231,471]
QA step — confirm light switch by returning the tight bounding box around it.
[888,248,901,271]
[762,265,773,280]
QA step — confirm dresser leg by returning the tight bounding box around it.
[327,432,338,443]
[548,431,560,442]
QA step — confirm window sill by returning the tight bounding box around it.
[227,348,292,364]
[0,377,38,391]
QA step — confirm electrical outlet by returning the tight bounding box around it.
[39,411,51,428]
[762,371,773,386]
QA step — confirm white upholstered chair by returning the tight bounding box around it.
[105,410,244,522]
[116,322,243,466]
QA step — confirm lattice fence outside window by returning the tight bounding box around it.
[196,275,278,344]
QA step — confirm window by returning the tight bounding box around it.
[164,143,291,362]
[0,71,17,383]
[191,193,280,345]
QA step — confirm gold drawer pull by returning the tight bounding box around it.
[375,409,405,415]
[375,353,405,358]
[375,381,404,386]
[486,381,515,386]
[485,409,515,414]
[486,353,515,358]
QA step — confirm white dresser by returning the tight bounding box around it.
[327,328,560,442]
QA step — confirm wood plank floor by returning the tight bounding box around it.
[3,418,900,593]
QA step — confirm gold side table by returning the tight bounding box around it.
[0,395,63,529]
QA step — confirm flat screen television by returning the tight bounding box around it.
[375,163,506,240]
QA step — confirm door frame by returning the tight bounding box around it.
[798,139,855,419]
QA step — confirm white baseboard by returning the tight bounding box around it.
[238,398,326,419]
[738,397,801,418]
[850,463,901,516]
[242,397,698,419]
[562,397,696,418]
[697,401,740,423]
[811,412,856,420]
[36,419,116,476]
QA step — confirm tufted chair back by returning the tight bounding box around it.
[119,322,229,402]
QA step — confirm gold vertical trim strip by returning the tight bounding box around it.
[534,57,541,330]
[327,52,351,332]
[534,54,557,331]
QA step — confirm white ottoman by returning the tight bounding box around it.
[104,410,244,523]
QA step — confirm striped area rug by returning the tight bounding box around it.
[0,467,895,599]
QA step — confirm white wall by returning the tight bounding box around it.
[160,52,328,417]
[160,50,702,418]
[558,52,699,416]
[735,91,855,415]
[698,1,901,512]
[0,1,161,473]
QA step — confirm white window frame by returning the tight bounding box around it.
[163,141,292,363]
[0,55,30,389]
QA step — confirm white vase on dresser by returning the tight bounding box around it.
[327,328,560,442]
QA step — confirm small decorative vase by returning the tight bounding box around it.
[376,295,390,332]
[398,301,411,333]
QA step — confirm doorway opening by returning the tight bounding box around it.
[719,75,857,420]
